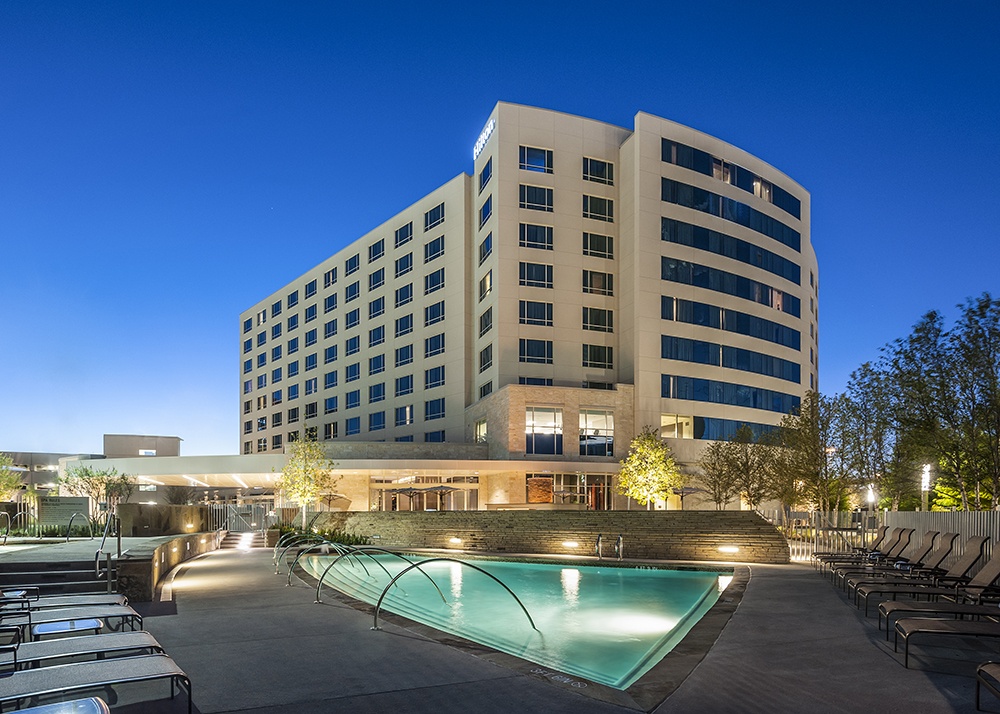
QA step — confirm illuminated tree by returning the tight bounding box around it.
[0,453,22,501]
[276,437,340,527]
[698,440,739,510]
[616,426,683,508]
[58,466,136,527]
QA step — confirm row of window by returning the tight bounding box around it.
[246,396,447,434]
[662,138,801,219]
[243,426,448,453]
[507,146,614,186]
[518,185,615,222]
[661,217,800,286]
[660,374,801,414]
[514,263,614,295]
[660,335,801,383]
[661,258,801,318]
[661,296,801,351]
[524,407,615,456]
[661,178,800,253]
[517,340,614,369]
[660,413,778,441]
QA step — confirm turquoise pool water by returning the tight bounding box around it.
[303,554,731,689]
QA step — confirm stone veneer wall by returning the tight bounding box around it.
[310,510,789,564]
[117,531,223,602]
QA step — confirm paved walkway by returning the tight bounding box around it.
[2,540,992,712]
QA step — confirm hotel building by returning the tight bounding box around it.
[237,102,817,511]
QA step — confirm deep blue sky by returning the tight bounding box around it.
[2,2,998,455]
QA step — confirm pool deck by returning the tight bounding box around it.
[1,539,988,713]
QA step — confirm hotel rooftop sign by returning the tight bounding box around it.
[473,118,495,160]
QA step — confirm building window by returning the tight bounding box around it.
[257,416,267,432]
[395,253,413,279]
[395,405,414,426]
[287,314,299,331]
[243,379,252,394]
[304,378,317,396]
[395,222,413,248]
[271,324,282,340]
[368,239,385,263]
[424,203,445,231]
[257,374,267,389]
[243,338,252,354]
[425,430,445,443]
[369,268,385,291]
[345,416,361,435]
[479,270,492,301]
[346,390,361,409]
[479,308,493,337]
[257,437,268,453]
[519,223,553,250]
[582,307,613,332]
[479,157,492,192]
[288,407,300,423]
[346,336,360,356]
[519,300,553,326]
[257,331,266,347]
[519,262,553,288]
[583,195,613,222]
[324,345,338,364]
[479,344,493,373]
[519,146,553,174]
[305,329,317,347]
[271,411,283,426]
[479,381,493,399]
[324,319,337,339]
[243,359,252,374]
[661,258,800,317]
[582,344,613,369]
[425,398,446,420]
[324,371,338,389]
[288,337,299,355]
[425,333,445,358]
[519,185,553,212]
[395,313,413,338]
[369,297,385,320]
[305,280,318,299]
[520,339,553,364]
[271,346,282,362]
[345,281,360,303]
[583,232,613,259]
[271,300,283,318]
[395,283,413,308]
[346,362,360,382]
[346,309,360,329]
[424,235,445,263]
[395,375,413,397]
[369,354,385,375]
[369,325,385,348]
[425,365,445,389]
[369,383,385,403]
[478,232,492,265]
[323,422,337,440]
[526,406,562,455]
[243,441,252,454]
[287,290,299,309]
[424,268,445,295]
[345,254,360,276]
[424,300,445,326]
[244,420,252,435]
[324,294,337,313]
[475,419,488,443]
[272,387,282,403]
[580,410,614,456]
[369,412,386,431]
[583,157,613,185]
[582,270,613,296]
[395,344,413,367]
[660,375,800,414]
[324,267,337,287]
[272,434,283,450]
[479,196,492,228]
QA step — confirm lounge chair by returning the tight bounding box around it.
[856,537,995,615]
[878,599,1000,640]
[833,530,936,589]
[0,591,128,611]
[894,616,1000,669]
[0,653,191,713]
[845,532,960,597]
[0,628,164,671]
[818,528,907,575]
[16,697,109,714]
[977,661,1000,711]
[0,605,142,640]
[812,525,890,566]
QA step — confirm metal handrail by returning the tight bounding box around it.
[315,546,447,605]
[65,512,94,541]
[286,540,364,586]
[274,534,328,573]
[371,557,539,633]
[0,511,10,546]
[94,515,121,578]
[11,512,38,538]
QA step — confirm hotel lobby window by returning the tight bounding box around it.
[526,406,563,455]
[580,409,614,456]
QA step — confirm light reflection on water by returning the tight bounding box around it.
[560,568,580,606]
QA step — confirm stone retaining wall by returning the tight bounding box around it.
[309,510,789,564]
[117,531,223,601]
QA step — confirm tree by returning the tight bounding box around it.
[164,485,198,505]
[276,437,340,526]
[724,425,776,511]
[58,466,136,527]
[0,453,22,502]
[616,426,683,509]
[697,440,739,510]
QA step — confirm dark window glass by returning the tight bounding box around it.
[519,223,553,250]
[519,262,553,288]
[519,300,553,326]
[519,339,553,364]
[661,258,801,317]
[519,185,553,212]
[519,146,553,173]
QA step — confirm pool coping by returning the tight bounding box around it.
[297,549,751,712]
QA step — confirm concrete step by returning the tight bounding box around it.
[220,532,266,549]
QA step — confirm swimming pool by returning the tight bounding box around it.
[302,553,732,689]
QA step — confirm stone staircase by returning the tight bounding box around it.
[219,531,266,549]
[0,558,117,596]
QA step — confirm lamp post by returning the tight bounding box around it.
[921,464,931,512]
